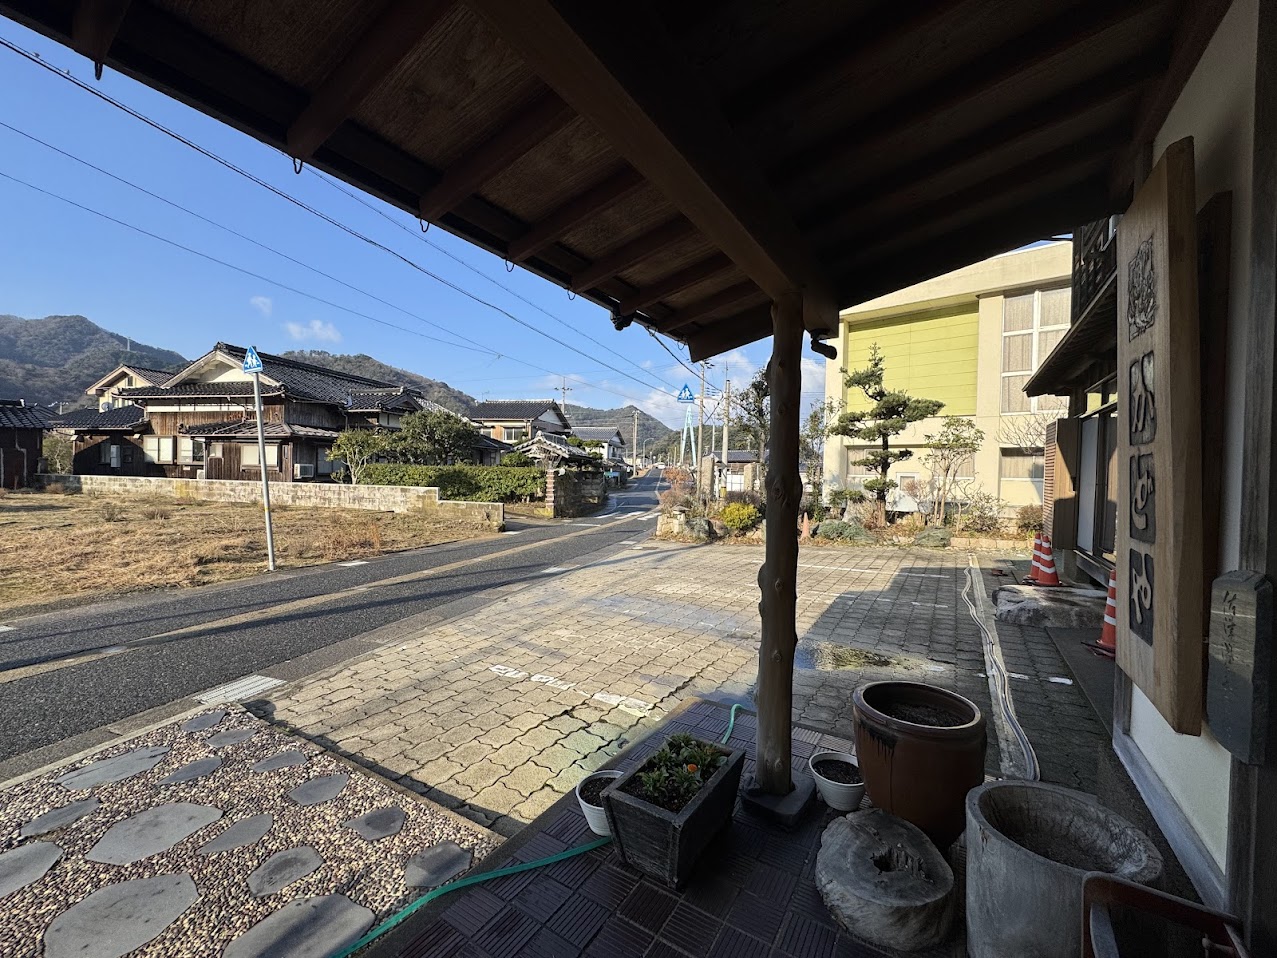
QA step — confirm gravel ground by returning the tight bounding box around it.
[0,709,499,958]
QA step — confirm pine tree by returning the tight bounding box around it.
[831,344,944,524]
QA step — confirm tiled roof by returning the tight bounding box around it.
[177,420,340,439]
[345,388,419,413]
[214,343,403,404]
[572,425,624,444]
[472,400,563,423]
[473,433,514,452]
[120,382,280,399]
[120,365,179,385]
[514,432,594,463]
[0,399,54,429]
[51,405,148,431]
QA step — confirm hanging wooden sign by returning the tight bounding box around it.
[1115,137,1204,735]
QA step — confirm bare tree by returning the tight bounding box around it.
[997,411,1063,450]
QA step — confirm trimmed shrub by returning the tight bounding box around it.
[1016,504,1043,535]
[499,451,534,467]
[814,519,873,544]
[361,463,544,502]
[724,490,764,512]
[961,491,1005,534]
[828,488,866,510]
[719,502,762,535]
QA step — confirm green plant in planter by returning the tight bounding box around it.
[626,733,727,812]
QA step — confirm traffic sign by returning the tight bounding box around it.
[242,346,265,374]
[676,384,695,403]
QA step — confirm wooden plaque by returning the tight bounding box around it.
[1207,571,1271,764]
[1115,137,1204,734]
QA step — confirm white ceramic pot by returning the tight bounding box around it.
[810,750,865,812]
[577,769,623,835]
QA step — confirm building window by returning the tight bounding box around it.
[1001,288,1071,414]
[241,443,279,468]
[142,436,175,463]
[177,438,205,463]
[503,426,527,442]
[318,447,334,475]
[999,449,1045,481]
[100,441,112,464]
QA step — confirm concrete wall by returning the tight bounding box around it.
[36,473,503,527]
[1119,0,1258,894]
[546,467,606,518]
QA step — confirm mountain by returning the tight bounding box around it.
[280,350,477,414]
[564,404,675,447]
[0,315,188,408]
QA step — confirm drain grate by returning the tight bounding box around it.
[197,674,285,704]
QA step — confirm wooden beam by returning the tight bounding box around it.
[287,0,456,161]
[684,303,773,363]
[617,253,734,316]
[570,217,695,292]
[800,58,1158,237]
[471,0,834,320]
[71,0,132,76]
[775,0,1163,188]
[819,129,1123,253]
[419,90,574,222]
[755,291,804,795]
[1109,0,1233,198]
[508,166,644,262]
[659,282,764,332]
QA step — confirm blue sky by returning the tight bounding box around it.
[0,20,832,428]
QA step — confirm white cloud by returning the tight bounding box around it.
[284,319,342,343]
[249,295,273,318]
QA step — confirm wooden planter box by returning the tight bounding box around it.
[602,742,744,889]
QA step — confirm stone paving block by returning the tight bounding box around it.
[288,774,349,806]
[247,846,325,897]
[86,802,223,865]
[533,745,580,774]
[0,842,62,898]
[222,895,374,958]
[206,728,256,748]
[157,756,223,786]
[43,873,198,958]
[405,842,472,888]
[55,745,170,791]
[343,806,406,842]
[198,813,274,856]
[452,761,505,792]
[251,749,309,773]
[180,710,227,733]
[19,799,100,838]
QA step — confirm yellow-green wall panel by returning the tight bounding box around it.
[841,305,979,415]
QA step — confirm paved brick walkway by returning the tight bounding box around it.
[255,543,1101,836]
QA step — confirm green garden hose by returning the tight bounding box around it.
[331,704,744,958]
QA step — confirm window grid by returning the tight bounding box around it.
[1001,288,1071,414]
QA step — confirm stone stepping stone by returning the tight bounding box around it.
[198,814,274,856]
[157,756,223,786]
[343,806,405,842]
[181,710,227,733]
[222,895,374,958]
[815,809,955,952]
[20,798,100,838]
[86,802,223,865]
[44,873,197,958]
[55,745,170,791]
[0,842,62,898]
[405,842,472,889]
[206,728,256,748]
[247,846,324,897]
[288,773,349,807]
[252,749,308,773]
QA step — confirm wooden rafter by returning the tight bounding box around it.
[570,217,695,293]
[471,0,837,333]
[419,90,574,222]
[617,253,734,316]
[775,0,1164,188]
[287,0,456,161]
[801,57,1160,238]
[658,282,764,332]
[507,166,644,262]
[71,0,132,76]
[1109,0,1234,196]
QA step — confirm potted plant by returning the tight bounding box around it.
[809,750,864,811]
[603,732,744,888]
[576,769,622,835]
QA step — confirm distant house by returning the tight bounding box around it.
[56,343,482,481]
[84,363,183,411]
[514,433,596,467]
[0,399,52,487]
[471,400,571,444]
[570,425,625,460]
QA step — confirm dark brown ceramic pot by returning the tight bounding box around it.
[852,681,987,849]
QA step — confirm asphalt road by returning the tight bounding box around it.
[0,474,662,764]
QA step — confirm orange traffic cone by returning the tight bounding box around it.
[1026,532,1043,583]
[1088,568,1118,658]
[1036,535,1061,586]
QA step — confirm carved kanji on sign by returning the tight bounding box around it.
[1129,352,1156,445]
[1129,453,1156,543]
[1129,549,1156,647]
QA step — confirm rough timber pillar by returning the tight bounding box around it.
[755,291,803,795]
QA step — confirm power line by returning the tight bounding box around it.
[0,36,679,399]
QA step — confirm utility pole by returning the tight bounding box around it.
[632,408,639,471]
[722,377,731,488]
[559,378,572,414]
[242,346,276,572]
[696,363,706,465]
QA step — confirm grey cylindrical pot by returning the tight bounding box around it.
[965,780,1163,958]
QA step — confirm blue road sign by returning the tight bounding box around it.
[676,384,695,403]
[242,346,264,374]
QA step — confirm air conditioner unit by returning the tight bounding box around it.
[294,463,316,479]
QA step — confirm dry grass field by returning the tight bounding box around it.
[0,489,496,618]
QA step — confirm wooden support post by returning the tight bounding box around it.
[755,291,803,795]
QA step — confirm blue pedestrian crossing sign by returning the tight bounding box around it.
[676,384,695,403]
[242,346,264,374]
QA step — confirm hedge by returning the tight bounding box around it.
[361,464,545,502]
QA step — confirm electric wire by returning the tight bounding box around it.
[0,36,680,399]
